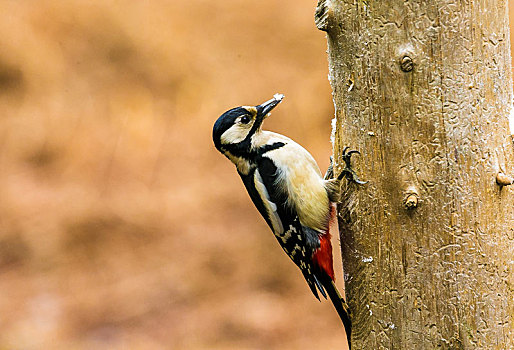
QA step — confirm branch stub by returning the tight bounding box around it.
[400,55,414,72]
[403,188,420,210]
[496,172,513,186]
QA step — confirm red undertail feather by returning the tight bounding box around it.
[312,231,334,280]
[312,206,336,280]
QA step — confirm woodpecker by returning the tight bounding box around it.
[212,94,364,349]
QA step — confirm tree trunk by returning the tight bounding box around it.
[316,1,514,349]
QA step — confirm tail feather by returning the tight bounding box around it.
[319,273,352,349]
[303,271,321,301]
[313,275,328,299]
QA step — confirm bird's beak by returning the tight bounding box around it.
[256,93,284,119]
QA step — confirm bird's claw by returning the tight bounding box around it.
[324,156,335,180]
[339,147,367,184]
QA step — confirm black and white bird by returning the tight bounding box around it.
[212,94,363,349]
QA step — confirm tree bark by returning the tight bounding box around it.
[317,0,514,349]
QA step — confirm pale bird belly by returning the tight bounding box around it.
[286,164,329,231]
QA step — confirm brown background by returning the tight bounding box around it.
[0,2,512,349]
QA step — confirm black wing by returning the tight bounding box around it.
[238,156,326,300]
[239,158,352,347]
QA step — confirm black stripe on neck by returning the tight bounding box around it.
[223,141,285,159]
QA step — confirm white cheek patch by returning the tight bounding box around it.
[220,124,251,144]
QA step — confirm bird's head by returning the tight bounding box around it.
[213,93,284,153]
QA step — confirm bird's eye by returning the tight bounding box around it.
[240,115,251,124]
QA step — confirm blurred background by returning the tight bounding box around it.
[0,2,513,350]
[0,1,339,349]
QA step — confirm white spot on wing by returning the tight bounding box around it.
[254,169,284,234]
[278,224,294,244]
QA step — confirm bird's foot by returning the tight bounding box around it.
[324,156,335,180]
[338,147,367,184]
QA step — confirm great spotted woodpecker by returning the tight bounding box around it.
[212,94,363,349]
